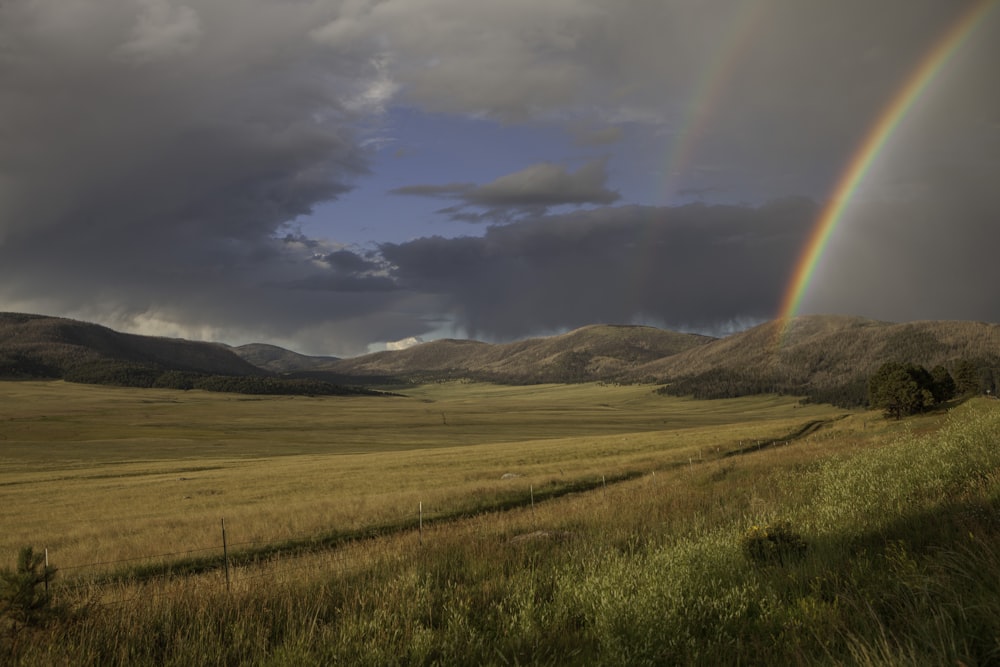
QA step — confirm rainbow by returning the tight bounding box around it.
[659,0,768,202]
[776,1,997,337]
[629,1,772,321]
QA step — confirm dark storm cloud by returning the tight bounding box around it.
[390,158,620,222]
[380,198,817,339]
[281,274,398,293]
[803,188,1000,325]
[0,0,414,355]
[321,249,383,274]
[281,248,396,292]
[0,1,369,241]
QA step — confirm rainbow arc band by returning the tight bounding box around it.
[775,1,997,343]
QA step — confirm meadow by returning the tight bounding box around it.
[2,380,999,664]
[0,380,842,569]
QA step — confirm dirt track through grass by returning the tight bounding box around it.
[1,380,849,569]
[7,381,997,666]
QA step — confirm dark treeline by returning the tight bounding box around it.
[654,369,870,406]
[0,352,61,380]
[657,356,1000,409]
[2,359,386,397]
[187,374,385,397]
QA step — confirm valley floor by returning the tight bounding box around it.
[2,382,998,664]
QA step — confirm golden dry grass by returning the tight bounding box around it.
[5,380,995,666]
[1,380,849,570]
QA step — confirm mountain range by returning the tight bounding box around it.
[2,311,998,406]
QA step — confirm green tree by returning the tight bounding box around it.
[908,364,935,398]
[954,358,980,396]
[929,364,956,403]
[868,362,931,419]
[0,547,58,630]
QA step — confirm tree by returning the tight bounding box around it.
[907,364,935,399]
[954,358,980,396]
[0,547,58,630]
[929,364,956,403]
[868,361,932,419]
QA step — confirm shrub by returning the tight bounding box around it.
[742,521,807,564]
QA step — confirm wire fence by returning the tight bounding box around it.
[35,475,627,608]
[0,400,863,665]
[44,521,404,609]
[20,437,802,610]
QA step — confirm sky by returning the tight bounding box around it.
[1,0,998,356]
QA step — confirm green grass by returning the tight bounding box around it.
[3,381,999,665]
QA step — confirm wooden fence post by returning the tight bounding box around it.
[221,518,231,592]
[530,485,535,526]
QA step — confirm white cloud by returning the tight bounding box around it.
[344,54,400,115]
[386,336,424,351]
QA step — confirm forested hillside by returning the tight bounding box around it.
[645,316,1000,406]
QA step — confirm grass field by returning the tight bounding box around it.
[3,381,999,665]
[0,380,845,568]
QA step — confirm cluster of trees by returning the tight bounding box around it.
[187,375,381,397]
[658,357,998,414]
[867,362,954,419]
[867,358,995,419]
[63,361,163,387]
[0,352,60,379]
[653,369,868,405]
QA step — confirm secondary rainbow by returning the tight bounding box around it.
[628,1,771,320]
[658,0,767,202]
[776,1,997,335]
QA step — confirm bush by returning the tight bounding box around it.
[742,521,807,565]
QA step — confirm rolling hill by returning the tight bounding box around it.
[3,312,998,405]
[232,343,340,373]
[256,315,999,404]
[313,324,714,384]
[637,315,1000,405]
[0,313,388,396]
[0,312,263,379]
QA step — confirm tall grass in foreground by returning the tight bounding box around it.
[5,400,1000,665]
